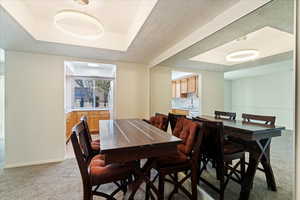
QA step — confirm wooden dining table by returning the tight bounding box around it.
[99,119,182,200]
[198,115,285,200]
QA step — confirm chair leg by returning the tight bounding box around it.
[219,167,225,200]
[83,185,92,200]
[174,173,179,193]
[145,170,150,200]
[191,166,198,200]
[241,156,246,182]
[158,174,165,200]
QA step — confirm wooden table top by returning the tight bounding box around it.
[99,119,182,154]
[197,115,285,141]
[199,115,285,133]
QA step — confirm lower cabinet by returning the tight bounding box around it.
[66,110,110,142]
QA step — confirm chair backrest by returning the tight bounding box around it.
[168,113,186,133]
[173,118,199,156]
[80,115,92,143]
[242,113,276,126]
[70,124,90,185]
[193,118,225,163]
[149,113,169,131]
[215,110,236,120]
[73,120,94,159]
[190,121,205,163]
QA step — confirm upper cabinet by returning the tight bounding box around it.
[180,79,188,94]
[175,80,181,98]
[187,76,197,93]
[172,80,176,98]
[172,75,198,98]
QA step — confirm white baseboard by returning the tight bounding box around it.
[4,158,65,169]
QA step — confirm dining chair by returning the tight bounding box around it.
[71,121,136,200]
[143,113,169,132]
[215,111,236,120]
[81,115,100,156]
[168,113,186,133]
[242,113,276,126]
[194,118,245,200]
[149,118,203,200]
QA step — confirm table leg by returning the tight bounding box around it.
[239,138,276,200]
[259,140,277,191]
[239,152,260,200]
[125,158,159,200]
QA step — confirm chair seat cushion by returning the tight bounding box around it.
[155,150,189,168]
[89,155,134,185]
[224,141,244,154]
[91,141,100,151]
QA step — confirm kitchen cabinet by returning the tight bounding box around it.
[172,81,176,98]
[187,76,197,93]
[180,79,188,94]
[65,110,110,142]
[175,80,181,98]
[172,75,198,98]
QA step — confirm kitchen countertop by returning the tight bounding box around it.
[65,108,111,114]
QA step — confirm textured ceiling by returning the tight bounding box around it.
[0,0,240,64]
[160,0,294,72]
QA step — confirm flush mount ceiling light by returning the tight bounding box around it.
[54,10,104,40]
[226,50,259,62]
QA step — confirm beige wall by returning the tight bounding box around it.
[150,65,224,116]
[5,51,149,168]
[295,0,299,198]
[116,62,149,119]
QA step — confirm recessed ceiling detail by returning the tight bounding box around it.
[0,0,158,51]
[189,26,294,66]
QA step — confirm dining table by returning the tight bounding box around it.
[99,119,182,200]
[198,115,285,200]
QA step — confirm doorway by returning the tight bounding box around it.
[171,71,201,117]
[64,61,116,158]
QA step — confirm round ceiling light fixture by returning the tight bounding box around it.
[54,10,104,40]
[226,50,259,62]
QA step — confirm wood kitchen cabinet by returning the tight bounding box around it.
[172,75,198,98]
[172,81,176,98]
[180,78,188,94]
[187,76,197,93]
[65,110,110,142]
[175,80,181,98]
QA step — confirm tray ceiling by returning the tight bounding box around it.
[1,0,158,51]
[189,26,294,66]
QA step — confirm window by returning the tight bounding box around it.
[71,77,113,110]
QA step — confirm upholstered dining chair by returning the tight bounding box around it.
[149,118,204,200]
[193,118,245,200]
[215,111,236,120]
[168,113,186,133]
[71,121,136,200]
[81,115,100,156]
[143,113,169,132]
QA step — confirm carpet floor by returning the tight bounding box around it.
[0,131,294,200]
